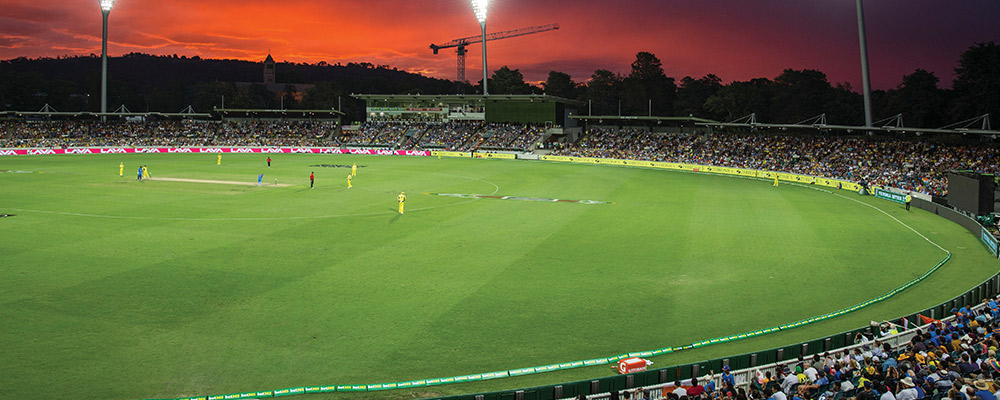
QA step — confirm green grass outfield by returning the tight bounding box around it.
[0,153,997,400]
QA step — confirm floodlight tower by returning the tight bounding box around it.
[471,0,489,96]
[856,0,874,129]
[99,0,115,121]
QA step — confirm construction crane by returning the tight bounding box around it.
[431,23,559,83]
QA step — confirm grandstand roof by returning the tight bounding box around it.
[571,115,717,124]
[0,111,214,119]
[351,93,585,106]
[214,108,344,118]
[698,121,1000,137]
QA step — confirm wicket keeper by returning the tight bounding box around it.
[397,191,406,214]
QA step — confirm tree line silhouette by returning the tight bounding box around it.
[0,41,996,126]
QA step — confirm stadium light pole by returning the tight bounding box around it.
[856,0,874,130]
[99,0,115,122]
[471,0,489,96]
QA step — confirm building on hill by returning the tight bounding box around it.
[352,94,583,127]
[238,54,314,103]
[264,54,276,85]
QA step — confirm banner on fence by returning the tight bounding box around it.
[983,228,1000,257]
[431,150,472,158]
[473,152,517,159]
[0,148,432,156]
[872,188,907,204]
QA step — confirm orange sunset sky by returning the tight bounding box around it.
[1,0,998,89]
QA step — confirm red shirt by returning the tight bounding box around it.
[687,386,705,396]
[310,173,314,180]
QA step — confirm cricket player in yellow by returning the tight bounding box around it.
[773,175,779,187]
[347,173,352,189]
[397,191,406,214]
[119,162,124,177]
[351,163,357,177]
[217,154,222,165]
[142,165,150,179]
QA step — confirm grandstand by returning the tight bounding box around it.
[0,120,340,148]
[352,94,584,126]
[552,128,1000,198]
[4,119,997,198]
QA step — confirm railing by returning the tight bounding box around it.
[431,273,999,400]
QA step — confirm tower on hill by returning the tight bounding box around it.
[264,54,276,85]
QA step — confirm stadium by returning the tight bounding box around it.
[2,2,1000,400]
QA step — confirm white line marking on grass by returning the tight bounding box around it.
[150,177,292,187]
[779,180,950,254]
[625,164,952,255]
[429,172,501,195]
[6,173,501,221]
[832,192,950,254]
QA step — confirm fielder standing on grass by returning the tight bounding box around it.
[398,191,406,214]
[347,173,352,189]
[218,154,222,166]
[119,162,124,177]
[351,163,357,177]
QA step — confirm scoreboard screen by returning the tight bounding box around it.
[948,170,996,216]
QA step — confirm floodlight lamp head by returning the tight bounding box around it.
[99,0,115,12]
[471,0,488,23]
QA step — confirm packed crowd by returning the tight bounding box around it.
[604,300,1000,400]
[479,123,546,150]
[0,120,546,152]
[0,120,338,148]
[755,302,1000,400]
[5,121,998,196]
[407,122,481,151]
[347,122,409,147]
[553,129,1000,196]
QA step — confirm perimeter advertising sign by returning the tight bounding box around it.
[541,155,861,192]
[872,188,907,204]
[0,148,431,156]
[983,228,1000,258]
[472,152,516,159]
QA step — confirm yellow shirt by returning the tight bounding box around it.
[398,194,406,203]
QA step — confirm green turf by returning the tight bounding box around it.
[0,154,996,400]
